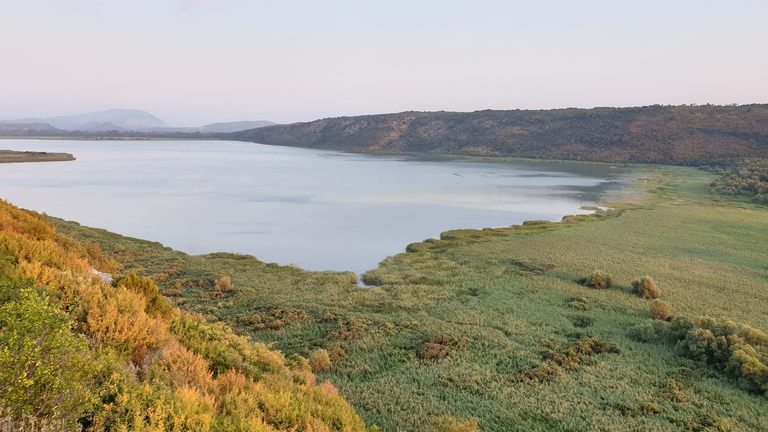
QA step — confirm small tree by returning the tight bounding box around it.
[632,276,661,299]
[650,299,671,321]
[587,270,612,289]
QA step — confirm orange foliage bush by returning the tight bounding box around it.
[147,343,214,393]
[309,348,332,372]
[650,299,671,320]
[81,284,171,362]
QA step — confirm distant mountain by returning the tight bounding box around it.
[200,120,275,133]
[0,122,62,133]
[3,109,167,132]
[230,104,768,165]
[75,121,126,132]
[0,110,276,134]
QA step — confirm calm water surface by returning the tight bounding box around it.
[0,140,633,272]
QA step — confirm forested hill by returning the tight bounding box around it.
[230,104,768,164]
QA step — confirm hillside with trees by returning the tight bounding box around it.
[230,104,768,164]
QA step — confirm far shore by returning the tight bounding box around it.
[0,150,75,163]
[0,134,220,141]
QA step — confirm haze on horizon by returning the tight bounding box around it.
[1,0,766,126]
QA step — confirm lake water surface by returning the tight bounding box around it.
[0,140,633,272]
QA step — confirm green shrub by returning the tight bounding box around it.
[0,289,90,421]
[0,257,33,303]
[674,317,768,394]
[710,159,768,205]
[728,346,768,393]
[586,270,612,289]
[632,276,661,299]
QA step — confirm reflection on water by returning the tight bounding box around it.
[0,140,633,272]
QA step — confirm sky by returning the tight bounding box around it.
[0,0,766,126]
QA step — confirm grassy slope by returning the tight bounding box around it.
[55,166,768,431]
[0,200,366,430]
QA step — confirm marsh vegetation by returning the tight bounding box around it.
[53,166,768,431]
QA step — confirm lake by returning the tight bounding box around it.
[0,139,634,272]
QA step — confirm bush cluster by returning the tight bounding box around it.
[709,159,768,205]
[629,315,768,396]
[581,271,665,302]
[632,276,661,299]
[673,317,768,394]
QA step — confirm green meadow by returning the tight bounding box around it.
[56,165,768,431]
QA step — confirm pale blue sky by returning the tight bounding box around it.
[0,0,766,125]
